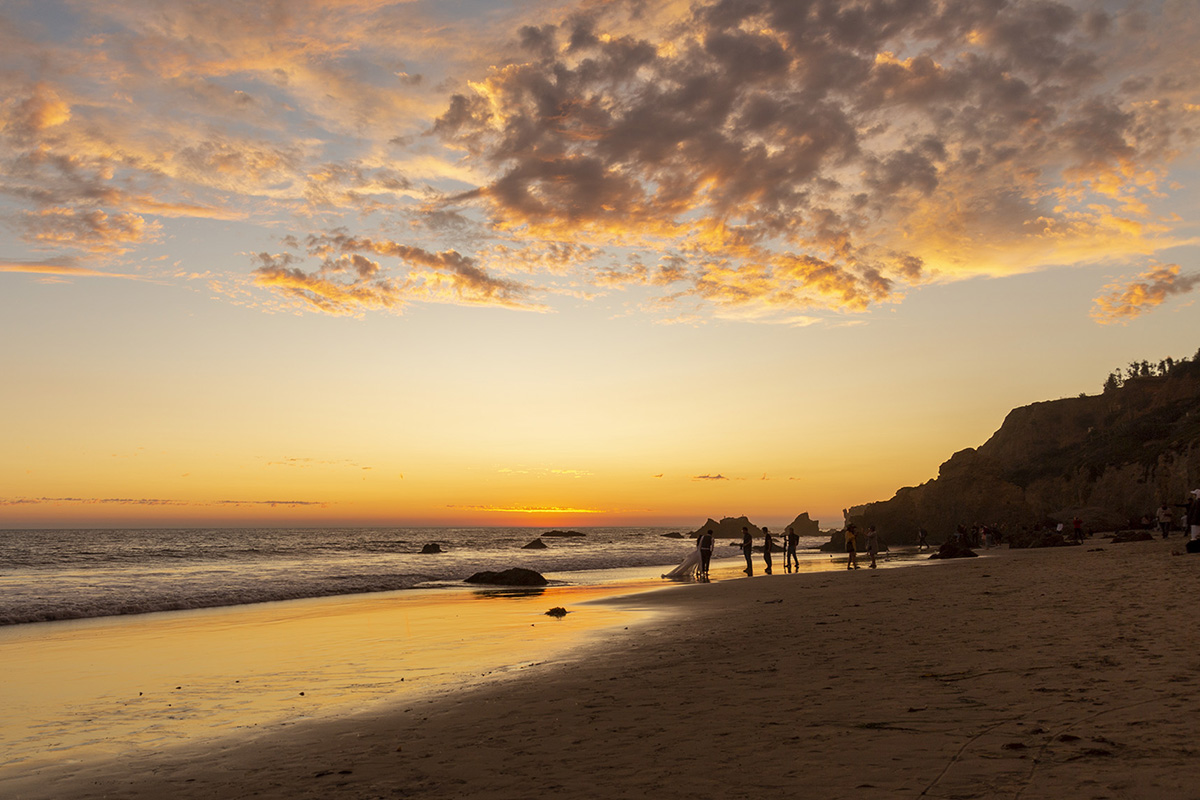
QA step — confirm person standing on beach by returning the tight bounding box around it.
[917,528,930,552]
[845,525,859,570]
[785,526,800,573]
[1185,490,1200,551]
[866,526,879,569]
[698,529,715,577]
[741,526,754,575]
[1157,503,1173,538]
[761,527,774,574]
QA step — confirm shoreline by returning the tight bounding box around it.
[9,539,1196,798]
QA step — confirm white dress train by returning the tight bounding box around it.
[662,544,702,579]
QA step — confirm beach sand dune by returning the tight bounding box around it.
[9,539,1200,799]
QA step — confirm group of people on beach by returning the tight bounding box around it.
[842,524,880,569]
[737,525,802,576]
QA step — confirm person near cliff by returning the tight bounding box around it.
[845,524,859,570]
[1186,491,1200,551]
[761,527,774,574]
[741,526,754,576]
[785,526,800,573]
[866,526,879,569]
[698,529,715,577]
[917,528,930,552]
[1156,503,1173,538]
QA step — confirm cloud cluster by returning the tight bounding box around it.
[249,232,547,315]
[1091,264,1200,323]
[0,496,325,507]
[434,0,1199,318]
[2,0,1196,323]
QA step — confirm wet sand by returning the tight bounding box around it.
[6,539,1200,799]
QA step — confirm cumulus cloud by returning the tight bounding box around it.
[432,0,1199,319]
[2,0,1197,323]
[1090,264,1200,323]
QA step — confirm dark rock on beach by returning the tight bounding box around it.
[929,541,978,559]
[1006,530,1078,549]
[522,538,548,549]
[1110,530,1154,544]
[464,568,549,586]
[545,607,568,617]
[420,543,443,554]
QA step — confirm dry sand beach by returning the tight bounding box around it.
[7,538,1200,800]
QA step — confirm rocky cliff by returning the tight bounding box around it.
[850,354,1200,543]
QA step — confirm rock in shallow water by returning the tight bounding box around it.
[464,568,549,586]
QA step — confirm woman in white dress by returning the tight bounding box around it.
[662,536,702,579]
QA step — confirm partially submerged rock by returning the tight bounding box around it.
[522,538,548,549]
[545,607,568,618]
[542,530,586,538]
[464,568,549,586]
[420,543,443,554]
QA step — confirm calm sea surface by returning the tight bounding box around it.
[0,527,830,625]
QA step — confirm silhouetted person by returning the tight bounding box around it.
[866,526,879,568]
[917,528,930,552]
[741,526,754,575]
[845,524,859,570]
[761,527,774,574]
[785,526,800,572]
[698,529,715,577]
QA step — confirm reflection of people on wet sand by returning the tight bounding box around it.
[785,526,799,573]
[845,524,859,570]
[698,529,715,577]
[741,526,754,576]
[761,527,774,575]
[866,526,879,569]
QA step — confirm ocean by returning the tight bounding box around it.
[0,526,831,626]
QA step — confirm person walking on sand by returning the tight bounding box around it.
[866,526,879,569]
[1157,503,1173,538]
[917,528,930,552]
[845,524,859,570]
[761,527,774,575]
[698,529,715,577]
[741,526,754,576]
[785,526,800,573]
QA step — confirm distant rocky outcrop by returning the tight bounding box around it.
[420,543,443,554]
[522,538,548,549]
[542,530,586,538]
[783,512,820,535]
[690,516,761,539]
[661,532,686,539]
[846,353,1200,545]
[464,568,548,586]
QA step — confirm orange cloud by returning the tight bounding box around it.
[1090,264,1200,324]
[0,260,144,280]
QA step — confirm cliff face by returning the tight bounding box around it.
[853,360,1200,542]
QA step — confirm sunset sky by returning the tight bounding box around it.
[2,0,1198,529]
